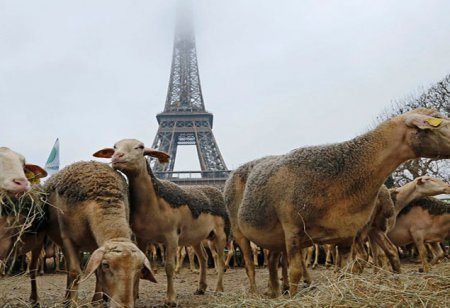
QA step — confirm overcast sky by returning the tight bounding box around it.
[1,0,450,172]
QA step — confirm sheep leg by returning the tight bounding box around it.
[29,246,43,305]
[208,241,219,274]
[211,230,226,292]
[325,244,333,268]
[367,234,382,273]
[312,244,319,269]
[351,234,367,274]
[304,247,312,268]
[39,250,45,275]
[233,231,257,292]
[224,240,235,270]
[430,242,444,265]
[174,246,185,274]
[263,249,269,268]
[60,238,82,307]
[162,239,178,306]
[411,231,430,273]
[250,242,259,267]
[336,245,352,272]
[370,230,401,273]
[148,244,158,274]
[191,242,208,295]
[267,250,281,298]
[280,251,289,293]
[285,233,310,296]
[187,246,197,273]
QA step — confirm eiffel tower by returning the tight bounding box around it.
[151,3,229,187]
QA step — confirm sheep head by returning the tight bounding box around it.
[412,176,450,196]
[0,147,47,195]
[81,239,156,308]
[93,139,170,176]
[401,108,450,159]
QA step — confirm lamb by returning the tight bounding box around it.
[0,147,47,304]
[232,108,450,296]
[94,138,230,306]
[387,196,450,272]
[43,161,156,307]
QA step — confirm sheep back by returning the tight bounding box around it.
[44,161,128,207]
[240,132,380,228]
[399,197,450,217]
[145,161,228,225]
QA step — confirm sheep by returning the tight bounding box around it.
[387,196,450,272]
[43,161,156,307]
[351,185,400,274]
[93,138,230,306]
[224,155,290,297]
[351,176,450,274]
[365,176,450,272]
[232,108,450,296]
[0,147,47,304]
[175,245,197,274]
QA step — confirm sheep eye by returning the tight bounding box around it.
[136,145,144,150]
[113,145,117,149]
[102,262,110,270]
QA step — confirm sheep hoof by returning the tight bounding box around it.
[164,299,177,307]
[194,289,205,295]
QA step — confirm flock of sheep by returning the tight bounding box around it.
[0,107,449,307]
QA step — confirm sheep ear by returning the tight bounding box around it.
[143,148,170,164]
[405,114,444,130]
[416,177,427,185]
[80,247,105,283]
[141,255,157,283]
[93,148,115,158]
[24,164,48,179]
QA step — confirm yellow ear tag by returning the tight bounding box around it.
[25,170,40,185]
[426,118,443,127]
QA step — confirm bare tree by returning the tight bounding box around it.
[377,74,450,186]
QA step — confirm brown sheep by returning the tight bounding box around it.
[94,139,230,306]
[43,161,156,307]
[0,147,47,304]
[364,176,450,272]
[224,155,290,297]
[388,196,450,272]
[233,108,450,296]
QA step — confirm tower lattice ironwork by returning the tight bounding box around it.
[151,4,229,181]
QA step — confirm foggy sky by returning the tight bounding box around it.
[1,0,450,171]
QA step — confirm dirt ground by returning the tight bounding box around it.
[0,260,449,307]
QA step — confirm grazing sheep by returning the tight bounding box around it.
[43,161,156,307]
[0,147,47,304]
[233,108,450,296]
[388,196,450,272]
[94,139,230,306]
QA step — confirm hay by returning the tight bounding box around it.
[209,262,450,308]
[0,188,47,269]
